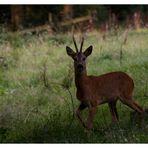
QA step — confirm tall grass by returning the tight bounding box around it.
[0,28,148,143]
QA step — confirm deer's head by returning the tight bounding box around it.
[66,35,93,74]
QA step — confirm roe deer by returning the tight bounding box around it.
[66,35,144,129]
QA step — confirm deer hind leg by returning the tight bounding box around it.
[126,100,144,113]
[108,100,119,123]
[76,103,87,128]
[120,94,145,127]
[120,94,144,113]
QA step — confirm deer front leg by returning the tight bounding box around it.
[86,106,97,130]
[76,103,87,128]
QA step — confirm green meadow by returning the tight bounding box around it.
[0,28,148,143]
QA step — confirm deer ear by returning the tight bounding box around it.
[66,46,76,58]
[83,46,93,57]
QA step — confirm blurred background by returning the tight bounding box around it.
[0,5,148,32]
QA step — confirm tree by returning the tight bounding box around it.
[11,5,24,31]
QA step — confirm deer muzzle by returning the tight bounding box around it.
[77,64,84,72]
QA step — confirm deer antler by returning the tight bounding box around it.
[80,34,85,53]
[73,35,79,53]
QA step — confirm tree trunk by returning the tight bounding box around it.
[11,5,24,31]
[61,5,73,21]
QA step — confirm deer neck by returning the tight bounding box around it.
[74,67,87,89]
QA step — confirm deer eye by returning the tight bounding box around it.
[73,57,77,61]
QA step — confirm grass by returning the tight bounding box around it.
[0,28,148,143]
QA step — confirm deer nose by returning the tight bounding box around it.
[77,64,84,71]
